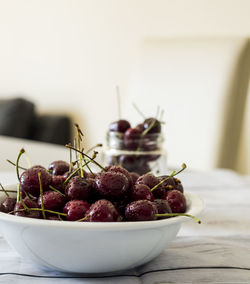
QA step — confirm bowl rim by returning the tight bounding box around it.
[0,184,204,231]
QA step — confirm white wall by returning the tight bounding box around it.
[0,0,250,171]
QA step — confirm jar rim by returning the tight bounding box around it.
[107,131,164,139]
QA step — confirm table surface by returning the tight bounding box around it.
[0,168,250,283]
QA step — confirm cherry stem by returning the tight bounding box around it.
[155,213,201,224]
[16,183,21,202]
[9,207,67,217]
[0,183,9,197]
[17,183,30,211]
[73,138,78,168]
[38,172,46,219]
[64,167,81,185]
[65,144,106,171]
[132,102,146,119]
[141,118,157,137]
[82,147,93,174]
[6,160,27,171]
[49,185,65,197]
[16,148,25,181]
[75,123,90,177]
[63,158,92,185]
[76,214,90,222]
[151,163,187,192]
[58,214,63,221]
[23,190,31,199]
[136,118,158,152]
[86,143,103,154]
[69,143,73,172]
[0,188,36,199]
[20,196,29,212]
[0,189,18,194]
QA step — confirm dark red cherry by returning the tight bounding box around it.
[31,165,46,170]
[106,165,132,187]
[136,174,159,188]
[14,198,40,218]
[95,171,129,200]
[51,175,66,192]
[136,162,151,176]
[125,200,158,221]
[63,169,81,181]
[124,128,142,150]
[163,190,186,213]
[158,176,184,193]
[143,118,161,133]
[38,191,65,211]
[154,199,172,219]
[118,155,141,172]
[0,197,16,213]
[174,178,184,193]
[130,184,154,202]
[86,199,120,222]
[20,167,52,197]
[65,176,91,201]
[129,172,140,185]
[87,172,97,179]
[64,200,90,221]
[109,120,131,133]
[140,134,159,151]
[48,160,70,176]
[136,173,165,198]
[135,123,144,132]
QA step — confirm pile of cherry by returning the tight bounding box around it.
[0,160,192,222]
[107,117,162,175]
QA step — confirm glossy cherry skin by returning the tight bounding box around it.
[48,160,70,176]
[106,165,132,187]
[135,123,144,132]
[20,167,52,197]
[38,191,65,211]
[136,174,159,188]
[136,162,151,176]
[118,155,141,172]
[64,200,90,221]
[129,172,140,185]
[0,197,16,213]
[154,199,172,219]
[163,190,186,213]
[136,173,165,198]
[86,199,120,222]
[143,118,161,133]
[95,171,129,200]
[130,184,154,202]
[65,176,91,201]
[14,198,40,218]
[125,200,158,221]
[109,119,131,133]
[51,175,66,192]
[123,128,142,150]
[158,176,184,193]
[173,178,184,193]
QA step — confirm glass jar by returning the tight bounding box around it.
[104,131,167,175]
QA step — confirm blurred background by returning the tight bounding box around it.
[0,0,250,174]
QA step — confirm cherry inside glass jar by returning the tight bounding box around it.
[105,131,167,175]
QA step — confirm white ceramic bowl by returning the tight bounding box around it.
[0,185,204,273]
